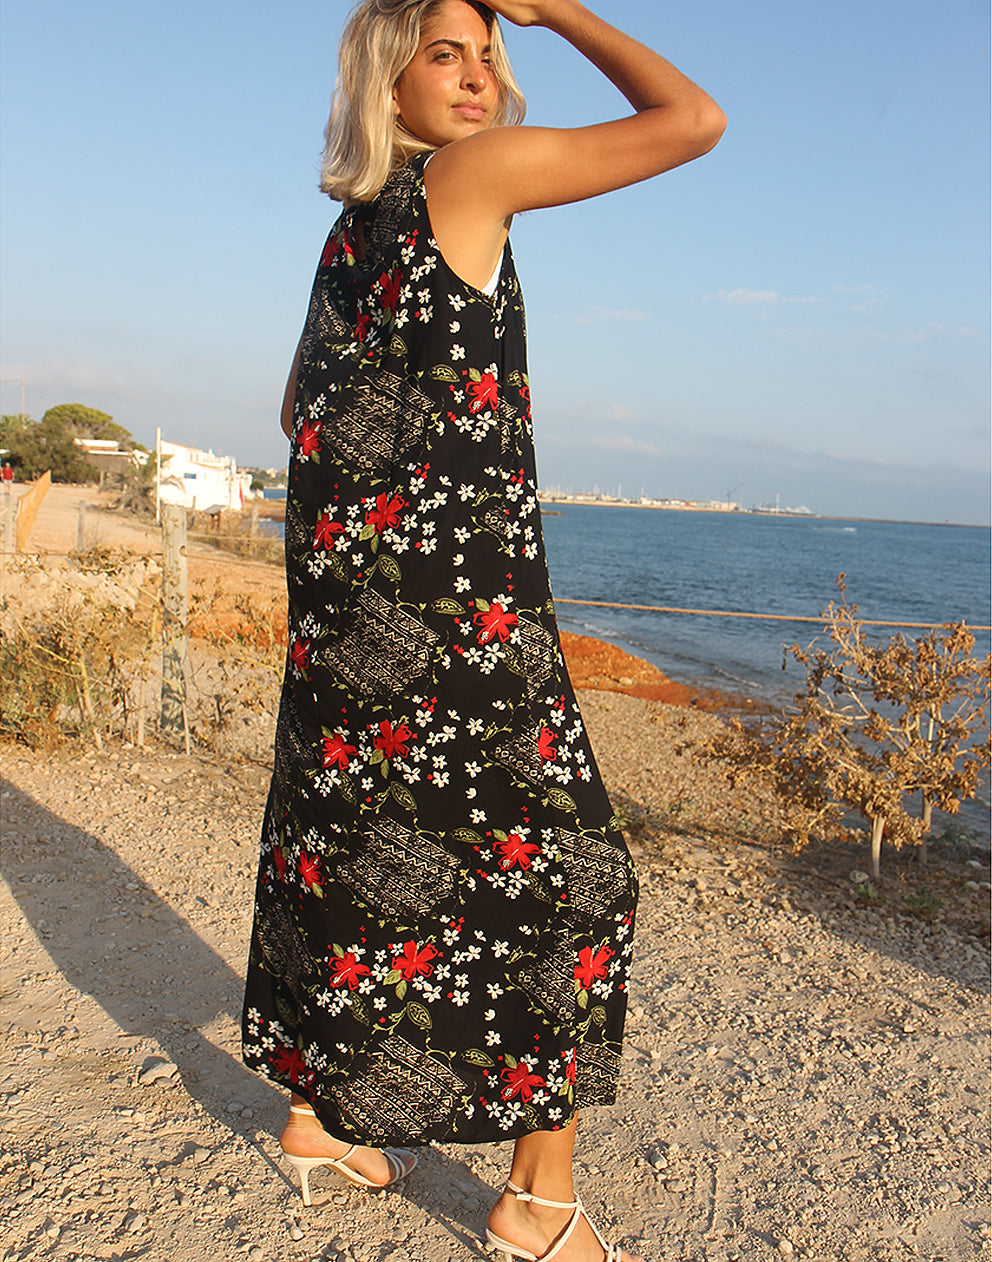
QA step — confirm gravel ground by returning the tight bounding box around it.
[1,692,989,1262]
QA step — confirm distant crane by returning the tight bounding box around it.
[726,481,744,504]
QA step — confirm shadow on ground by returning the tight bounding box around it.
[0,779,503,1255]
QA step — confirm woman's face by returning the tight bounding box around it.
[393,0,499,148]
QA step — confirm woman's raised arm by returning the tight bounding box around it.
[427,0,726,222]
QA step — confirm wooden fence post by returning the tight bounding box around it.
[1,491,14,561]
[160,503,190,749]
[76,501,87,552]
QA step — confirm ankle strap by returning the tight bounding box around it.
[505,1179,579,1212]
[289,1104,317,1116]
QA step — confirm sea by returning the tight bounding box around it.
[263,492,991,840]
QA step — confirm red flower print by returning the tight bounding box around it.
[537,727,557,762]
[313,512,343,550]
[392,941,439,981]
[365,492,406,534]
[272,1045,310,1085]
[378,269,402,313]
[298,419,321,457]
[272,846,287,881]
[329,951,371,990]
[563,1048,577,1085]
[501,1062,546,1102]
[373,719,414,760]
[320,230,354,268]
[298,852,321,891]
[321,732,357,769]
[575,945,613,989]
[289,637,311,674]
[496,832,541,871]
[468,370,498,414]
[474,602,517,644]
[355,311,373,342]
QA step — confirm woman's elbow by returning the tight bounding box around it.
[692,98,727,157]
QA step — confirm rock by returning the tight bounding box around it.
[138,1058,178,1085]
[850,870,871,885]
[289,1225,304,1241]
[777,1241,794,1256]
[191,1147,212,1164]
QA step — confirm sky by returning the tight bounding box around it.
[1,0,989,524]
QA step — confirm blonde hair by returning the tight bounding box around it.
[321,0,526,204]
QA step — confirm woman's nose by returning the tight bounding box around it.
[461,57,489,91]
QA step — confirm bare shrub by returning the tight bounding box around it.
[702,576,990,877]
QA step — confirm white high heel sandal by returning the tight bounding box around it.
[486,1180,625,1262]
[280,1105,417,1206]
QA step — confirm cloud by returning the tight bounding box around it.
[701,289,822,311]
[580,432,665,457]
[563,306,651,325]
[714,288,783,307]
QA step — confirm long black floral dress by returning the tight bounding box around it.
[242,154,638,1147]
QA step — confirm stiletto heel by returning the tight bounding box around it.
[281,1152,335,1207]
[280,1104,417,1205]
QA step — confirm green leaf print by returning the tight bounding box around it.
[449,828,484,846]
[502,645,525,677]
[377,555,402,583]
[349,995,371,1026]
[431,598,466,615]
[461,1048,495,1068]
[430,364,460,382]
[389,782,417,813]
[406,1002,432,1030]
[546,788,578,814]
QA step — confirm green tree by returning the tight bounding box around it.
[0,412,96,483]
[41,403,134,447]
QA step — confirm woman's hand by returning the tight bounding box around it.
[485,0,554,28]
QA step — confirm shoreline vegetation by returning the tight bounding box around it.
[1,483,989,1259]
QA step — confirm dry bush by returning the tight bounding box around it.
[702,576,990,877]
[1,549,285,755]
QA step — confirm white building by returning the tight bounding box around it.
[156,437,254,513]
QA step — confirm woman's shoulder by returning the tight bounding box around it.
[360,155,431,260]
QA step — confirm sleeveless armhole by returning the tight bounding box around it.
[422,152,503,298]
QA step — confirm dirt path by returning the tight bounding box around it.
[1,484,988,1261]
[1,719,988,1262]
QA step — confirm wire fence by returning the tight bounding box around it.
[554,597,992,633]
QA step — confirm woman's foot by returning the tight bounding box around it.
[279,1104,415,1187]
[487,1187,643,1262]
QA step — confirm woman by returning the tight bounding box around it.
[242,2,725,1258]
